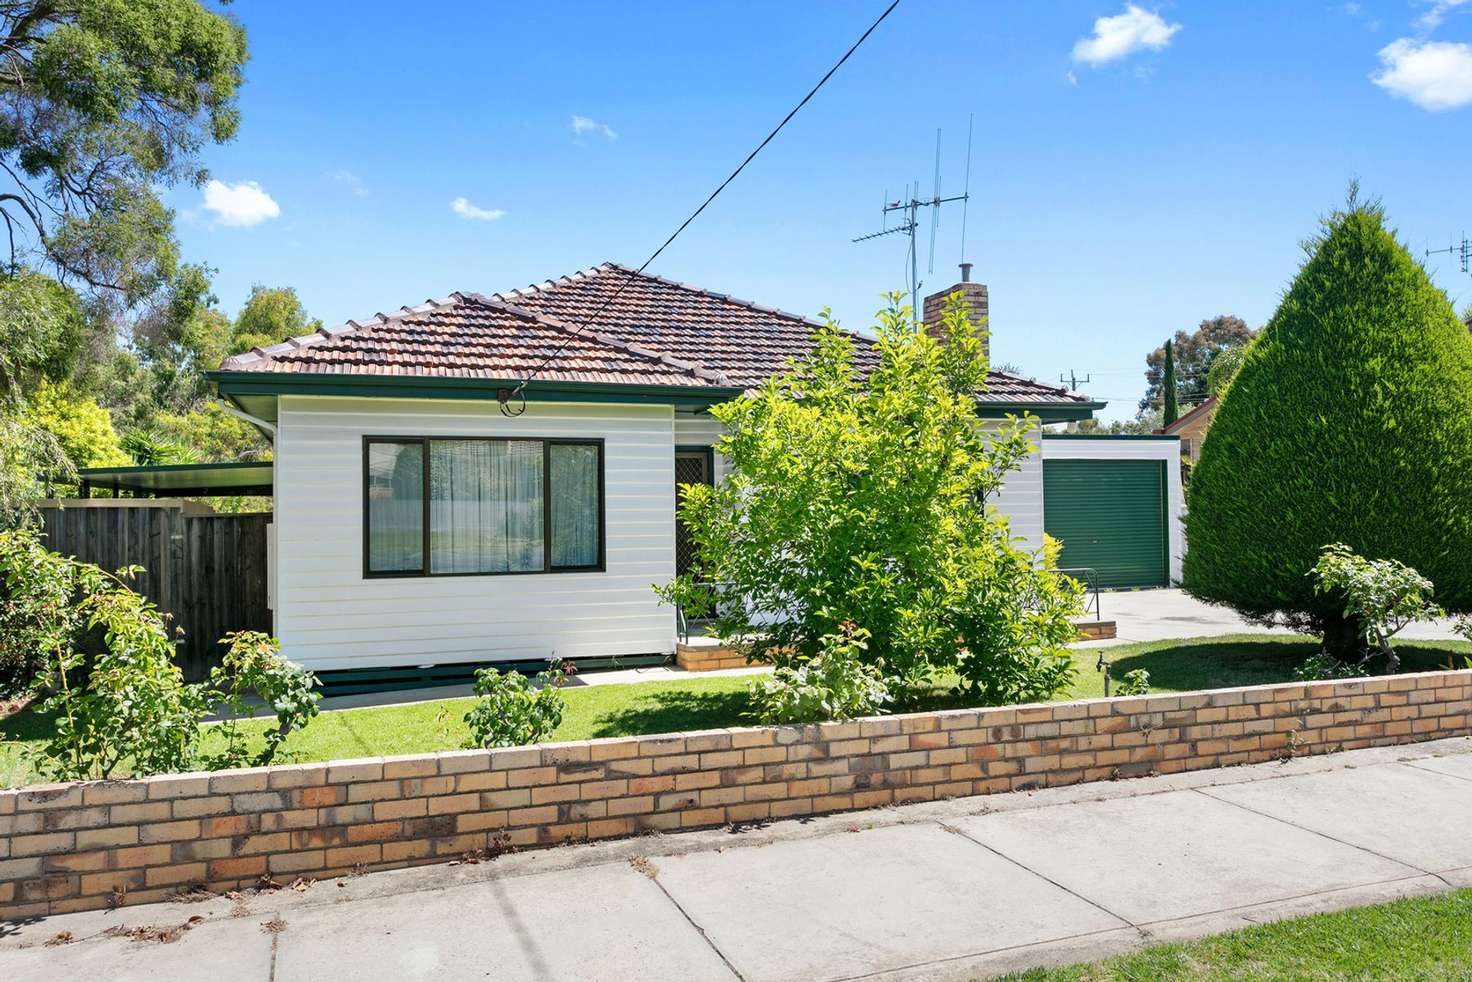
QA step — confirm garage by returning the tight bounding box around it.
[1041,438,1179,589]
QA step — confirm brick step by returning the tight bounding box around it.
[1075,619,1118,641]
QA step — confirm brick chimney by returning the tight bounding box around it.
[922,262,988,358]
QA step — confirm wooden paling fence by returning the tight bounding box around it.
[36,500,271,680]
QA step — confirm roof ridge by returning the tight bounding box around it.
[593,262,831,333]
[463,293,733,388]
[218,294,464,371]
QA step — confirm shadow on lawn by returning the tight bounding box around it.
[1103,636,1468,694]
[588,687,755,738]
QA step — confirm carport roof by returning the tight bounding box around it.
[76,461,272,496]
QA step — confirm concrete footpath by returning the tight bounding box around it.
[5,737,1472,982]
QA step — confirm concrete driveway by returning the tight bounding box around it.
[1082,588,1464,648]
[6,737,1472,982]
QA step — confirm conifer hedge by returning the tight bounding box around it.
[1183,200,1472,651]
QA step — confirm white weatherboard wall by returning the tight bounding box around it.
[673,412,1046,554]
[989,420,1045,554]
[273,396,677,672]
[1041,435,1185,582]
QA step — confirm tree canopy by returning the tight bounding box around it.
[0,1,247,307]
[1141,314,1254,411]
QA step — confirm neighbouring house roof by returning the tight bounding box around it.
[1156,394,1218,435]
[214,263,1098,415]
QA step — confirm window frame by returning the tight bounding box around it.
[361,435,606,579]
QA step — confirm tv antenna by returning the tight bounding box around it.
[853,117,973,318]
[1426,233,1471,276]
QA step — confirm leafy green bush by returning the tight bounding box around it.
[0,528,85,696]
[32,564,208,781]
[1294,651,1367,682]
[206,631,321,767]
[3,529,321,779]
[658,294,1083,706]
[21,381,129,469]
[1311,544,1443,670]
[1183,196,1472,657]
[1113,668,1151,697]
[464,659,570,748]
[749,623,891,724]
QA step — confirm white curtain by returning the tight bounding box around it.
[430,440,544,573]
[367,442,424,572]
[550,443,600,568]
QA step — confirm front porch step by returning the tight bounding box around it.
[1075,619,1118,641]
[676,640,750,672]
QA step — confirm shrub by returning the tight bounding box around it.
[32,565,208,781]
[658,294,1083,705]
[1294,651,1367,682]
[206,631,321,767]
[464,658,571,748]
[1113,668,1150,697]
[1183,195,1472,658]
[1310,544,1443,670]
[0,528,85,696]
[749,623,892,724]
[5,530,320,779]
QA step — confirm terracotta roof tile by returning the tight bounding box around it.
[219,293,727,388]
[497,264,1092,405]
[217,262,1094,406]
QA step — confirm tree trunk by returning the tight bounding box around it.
[1320,611,1367,663]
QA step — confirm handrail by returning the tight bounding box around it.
[1058,567,1102,622]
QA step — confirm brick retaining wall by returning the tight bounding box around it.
[3,669,1469,919]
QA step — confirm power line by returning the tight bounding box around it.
[500,0,904,416]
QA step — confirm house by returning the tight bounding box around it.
[209,264,1182,676]
[1156,395,1218,462]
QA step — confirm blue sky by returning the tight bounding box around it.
[174,1,1472,420]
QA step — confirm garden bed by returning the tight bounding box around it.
[4,635,1469,789]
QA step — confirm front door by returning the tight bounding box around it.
[674,448,713,576]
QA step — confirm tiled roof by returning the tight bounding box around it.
[218,262,1094,406]
[1157,394,1218,434]
[496,264,1093,405]
[218,293,729,388]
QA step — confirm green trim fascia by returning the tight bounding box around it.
[207,371,745,409]
[77,460,270,477]
[1042,433,1180,441]
[976,401,1103,423]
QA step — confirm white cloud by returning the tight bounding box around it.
[1418,0,1471,30]
[450,196,506,221]
[569,114,618,140]
[1072,4,1182,66]
[1372,38,1472,110]
[1065,70,1079,86]
[201,179,280,227]
[331,169,368,198]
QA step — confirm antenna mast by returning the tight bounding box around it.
[1427,233,1471,276]
[853,123,974,318]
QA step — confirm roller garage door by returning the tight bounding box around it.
[1043,459,1168,589]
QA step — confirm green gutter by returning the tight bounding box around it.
[1042,432,1180,440]
[977,400,1106,423]
[207,371,746,409]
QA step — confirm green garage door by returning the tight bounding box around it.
[1043,459,1167,589]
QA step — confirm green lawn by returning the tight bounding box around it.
[3,634,1468,788]
[998,887,1472,980]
